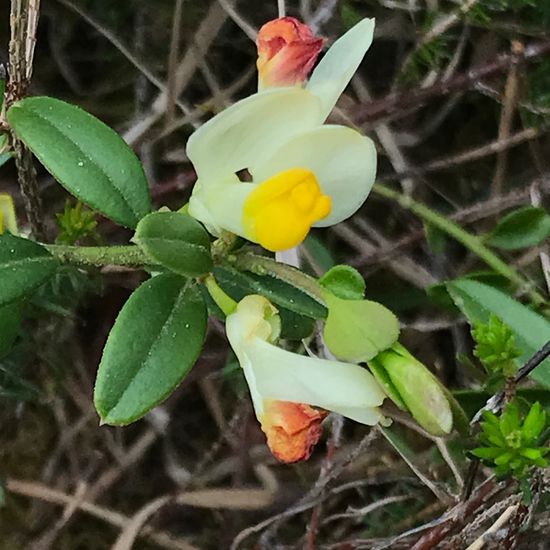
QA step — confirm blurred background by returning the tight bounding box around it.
[1,1,550,548]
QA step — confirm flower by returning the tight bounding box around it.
[225,294,386,462]
[0,194,17,234]
[187,18,376,252]
[256,16,325,89]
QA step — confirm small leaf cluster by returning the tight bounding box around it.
[56,201,99,245]
[472,315,521,378]
[473,401,549,478]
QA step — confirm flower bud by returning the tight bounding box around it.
[369,344,453,436]
[256,17,324,89]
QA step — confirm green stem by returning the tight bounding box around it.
[373,183,546,307]
[45,244,154,268]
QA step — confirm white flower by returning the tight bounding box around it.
[225,294,385,461]
[187,19,376,252]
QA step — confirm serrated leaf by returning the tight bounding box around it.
[0,234,58,307]
[447,279,550,388]
[94,274,206,425]
[323,293,399,362]
[319,265,365,300]
[8,97,151,228]
[133,211,212,277]
[486,206,550,250]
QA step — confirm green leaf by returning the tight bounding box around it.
[94,274,206,424]
[522,402,546,441]
[447,279,550,388]
[472,447,504,460]
[323,293,399,362]
[302,235,335,273]
[133,212,212,277]
[486,206,550,250]
[0,301,22,356]
[0,234,58,307]
[8,97,151,228]
[319,265,365,300]
[214,265,327,320]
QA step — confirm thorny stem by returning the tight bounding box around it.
[373,183,547,307]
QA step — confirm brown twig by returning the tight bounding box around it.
[492,41,524,197]
[355,40,550,124]
[7,0,45,239]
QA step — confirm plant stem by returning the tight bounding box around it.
[373,183,546,307]
[45,244,153,268]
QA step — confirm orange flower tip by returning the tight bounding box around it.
[257,17,325,89]
[260,400,327,463]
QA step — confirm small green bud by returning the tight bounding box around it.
[369,343,453,436]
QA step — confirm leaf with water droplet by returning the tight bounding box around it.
[8,96,151,228]
[94,274,207,425]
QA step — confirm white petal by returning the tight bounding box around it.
[307,18,375,121]
[246,338,385,418]
[188,179,254,238]
[186,88,322,182]
[330,405,383,426]
[252,125,377,226]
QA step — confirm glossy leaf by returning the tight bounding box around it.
[214,265,327,319]
[8,96,151,228]
[486,206,550,250]
[447,279,550,388]
[94,274,206,425]
[133,211,212,277]
[319,265,365,300]
[0,234,58,307]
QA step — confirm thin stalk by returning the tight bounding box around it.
[373,183,546,307]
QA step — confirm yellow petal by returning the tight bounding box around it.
[251,125,376,226]
[242,168,331,251]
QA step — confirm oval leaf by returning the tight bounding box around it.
[323,292,400,362]
[447,279,550,388]
[94,274,206,425]
[319,265,365,300]
[133,211,213,277]
[8,97,151,228]
[486,206,550,250]
[0,234,58,307]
